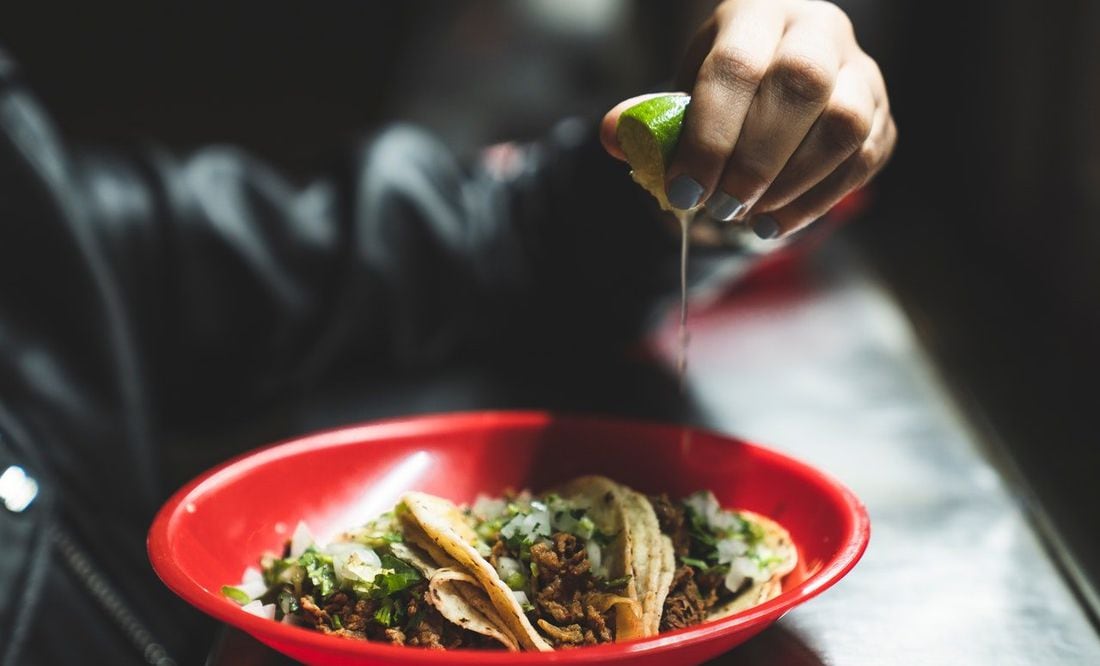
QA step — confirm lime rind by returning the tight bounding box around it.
[616,94,691,211]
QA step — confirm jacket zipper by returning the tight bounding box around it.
[50,523,178,666]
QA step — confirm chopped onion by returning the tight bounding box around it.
[723,568,746,593]
[586,540,605,578]
[512,590,530,606]
[328,542,382,584]
[233,566,268,600]
[472,495,506,520]
[242,600,276,620]
[289,521,314,558]
[736,556,761,577]
[552,510,578,534]
[715,537,748,564]
[710,510,745,534]
[684,491,720,526]
[495,556,523,580]
[238,580,267,601]
[522,510,551,539]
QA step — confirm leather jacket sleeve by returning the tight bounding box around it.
[0,45,700,663]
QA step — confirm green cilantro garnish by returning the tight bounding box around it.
[504,571,527,590]
[299,550,337,598]
[277,589,299,616]
[374,597,404,627]
[221,585,251,605]
[680,556,710,570]
[598,575,632,591]
[372,554,422,597]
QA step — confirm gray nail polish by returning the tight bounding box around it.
[752,215,781,240]
[666,175,705,210]
[705,192,747,221]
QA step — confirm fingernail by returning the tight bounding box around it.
[667,175,705,210]
[751,215,781,240]
[705,192,747,221]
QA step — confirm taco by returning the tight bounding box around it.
[636,490,797,633]
[224,480,795,652]
[222,505,519,650]
[400,478,644,649]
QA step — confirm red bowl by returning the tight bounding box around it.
[148,411,869,665]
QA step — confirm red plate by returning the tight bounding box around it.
[148,411,869,665]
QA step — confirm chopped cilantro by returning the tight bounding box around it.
[598,575,632,591]
[330,614,343,630]
[372,554,421,597]
[504,571,527,591]
[299,551,337,598]
[680,556,710,570]
[277,589,299,616]
[374,597,402,627]
[221,585,251,605]
[575,515,596,540]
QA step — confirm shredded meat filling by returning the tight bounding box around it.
[297,583,500,649]
[517,532,615,647]
[649,495,737,631]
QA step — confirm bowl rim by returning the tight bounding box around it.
[148,410,870,664]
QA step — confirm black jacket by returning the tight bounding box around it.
[0,47,759,664]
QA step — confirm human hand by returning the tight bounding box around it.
[602,0,896,239]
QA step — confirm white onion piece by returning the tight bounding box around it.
[716,537,748,564]
[289,521,314,558]
[237,579,268,601]
[330,544,382,584]
[512,590,530,606]
[234,566,267,600]
[472,495,506,520]
[242,600,277,620]
[586,540,605,578]
[495,556,523,580]
[724,568,747,593]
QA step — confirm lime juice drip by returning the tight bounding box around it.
[674,209,695,390]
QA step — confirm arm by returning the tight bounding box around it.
[0,46,702,662]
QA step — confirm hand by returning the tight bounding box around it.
[602,0,896,239]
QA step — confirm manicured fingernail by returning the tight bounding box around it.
[705,192,747,221]
[667,175,705,210]
[751,215,781,240]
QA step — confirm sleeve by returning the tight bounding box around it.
[68,119,690,426]
[0,44,759,664]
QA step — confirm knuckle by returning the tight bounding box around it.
[815,1,853,34]
[728,156,772,192]
[687,129,730,165]
[770,54,834,107]
[714,1,736,24]
[819,104,872,155]
[703,46,768,94]
[850,146,879,182]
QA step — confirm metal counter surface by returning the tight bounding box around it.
[206,241,1100,665]
[662,244,1100,665]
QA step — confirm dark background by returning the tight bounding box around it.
[1,0,1096,627]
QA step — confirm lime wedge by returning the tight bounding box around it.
[616,93,691,211]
